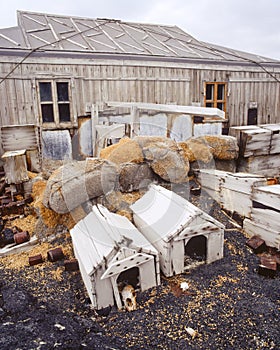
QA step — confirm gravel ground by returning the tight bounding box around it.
[0,184,279,350]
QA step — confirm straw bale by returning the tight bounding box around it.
[43,159,118,214]
[100,138,144,164]
[32,180,75,230]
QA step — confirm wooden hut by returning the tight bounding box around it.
[70,204,160,311]
[130,185,224,277]
[0,11,280,159]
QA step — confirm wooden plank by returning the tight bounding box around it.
[1,125,39,151]
[107,101,225,119]
[239,128,272,157]
[222,173,266,194]
[220,189,252,217]
[261,123,280,154]
[252,185,280,211]
[251,207,280,232]
[243,218,280,249]
[238,155,280,177]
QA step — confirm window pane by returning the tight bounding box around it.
[58,103,71,122]
[217,103,224,111]
[57,82,69,101]
[206,102,214,108]
[206,84,214,100]
[217,84,225,100]
[39,82,52,102]
[41,104,54,122]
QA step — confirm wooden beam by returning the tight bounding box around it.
[107,101,225,119]
[91,104,98,156]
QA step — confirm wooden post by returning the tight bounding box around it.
[130,106,139,138]
[110,276,123,310]
[91,104,98,156]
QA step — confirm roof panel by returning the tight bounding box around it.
[70,204,158,272]
[131,185,224,242]
[0,10,278,63]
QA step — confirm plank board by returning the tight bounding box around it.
[238,155,280,177]
[1,125,39,151]
[252,184,280,211]
[243,218,280,249]
[239,128,272,157]
[250,207,280,232]
[220,189,252,217]
[222,172,266,194]
[261,123,280,154]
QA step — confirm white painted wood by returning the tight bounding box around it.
[252,185,280,211]
[239,128,272,157]
[107,101,225,119]
[222,173,266,194]
[251,207,280,232]
[131,184,224,277]
[0,236,38,257]
[206,230,224,263]
[238,155,280,177]
[220,189,252,217]
[70,204,160,309]
[110,276,123,310]
[243,218,280,249]
[101,253,153,279]
[91,104,98,156]
[261,123,280,154]
[130,105,140,137]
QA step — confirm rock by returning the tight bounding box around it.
[43,159,118,214]
[2,288,35,314]
[215,159,237,172]
[179,135,239,164]
[100,138,144,164]
[98,190,143,215]
[203,135,239,160]
[134,136,190,183]
[179,138,213,163]
[119,162,154,192]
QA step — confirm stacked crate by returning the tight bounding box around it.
[243,184,280,249]
[229,124,280,177]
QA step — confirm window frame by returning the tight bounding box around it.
[204,82,227,113]
[38,80,73,128]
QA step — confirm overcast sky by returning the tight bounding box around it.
[1,0,280,60]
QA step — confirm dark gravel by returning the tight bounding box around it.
[0,182,279,350]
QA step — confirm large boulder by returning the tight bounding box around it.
[119,162,154,192]
[134,136,190,183]
[43,159,118,214]
[179,138,213,164]
[100,137,144,164]
[179,135,238,163]
[202,135,239,160]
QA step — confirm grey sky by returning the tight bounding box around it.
[1,0,280,60]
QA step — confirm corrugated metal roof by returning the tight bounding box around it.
[131,184,224,243]
[70,204,157,275]
[0,10,278,63]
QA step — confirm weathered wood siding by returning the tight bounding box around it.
[0,56,280,128]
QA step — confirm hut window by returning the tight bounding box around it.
[39,81,71,125]
[204,82,227,112]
